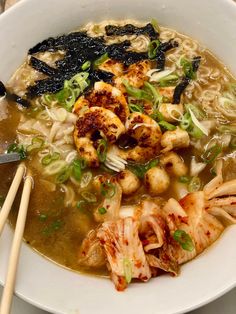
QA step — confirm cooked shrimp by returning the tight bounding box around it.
[98,59,124,76]
[160,151,188,177]
[144,166,170,195]
[126,112,162,148]
[161,127,190,153]
[73,96,90,116]
[115,60,151,92]
[116,169,141,195]
[74,107,125,167]
[85,82,129,122]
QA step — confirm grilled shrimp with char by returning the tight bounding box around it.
[74,106,125,167]
[74,82,129,122]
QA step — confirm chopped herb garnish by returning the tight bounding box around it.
[122,80,152,101]
[72,158,86,181]
[56,165,72,184]
[180,57,196,80]
[7,143,27,160]
[123,258,132,284]
[81,60,91,71]
[158,74,179,87]
[179,176,190,184]
[98,207,107,215]
[100,181,116,199]
[81,191,97,203]
[159,120,176,131]
[151,18,160,33]
[148,40,160,59]
[128,103,144,113]
[93,53,109,68]
[39,213,48,221]
[188,176,201,192]
[41,152,60,166]
[202,145,222,164]
[143,81,162,106]
[173,229,195,251]
[97,139,108,163]
[26,137,44,153]
[128,159,159,178]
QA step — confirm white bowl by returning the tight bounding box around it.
[0,0,236,313]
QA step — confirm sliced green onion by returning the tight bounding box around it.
[150,110,164,122]
[151,18,161,33]
[128,103,144,113]
[42,152,60,166]
[188,108,208,136]
[185,104,205,120]
[173,230,195,251]
[81,61,91,71]
[7,143,27,160]
[159,74,179,87]
[101,181,116,198]
[202,145,222,164]
[148,40,160,59]
[180,57,196,80]
[179,176,190,183]
[180,112,192,130]
[72,159,85,181]
[97,139,108,163]
[26,137,44,153]
[188,125,204,139]
[81,191,97,203]
[42,94,54,104]
[56,166,71,184]
[188,176,201,192]
[39,214,48,221]
[77,200,87,210]
[80,171,92,188]
[93,53,109,68]
[159,120,176,131]
[98,207,107,215]
[128,159,159,179]
[44,160,67,176]
[143,81,162,106]
[123,258,132,284]
[122,80,152,101]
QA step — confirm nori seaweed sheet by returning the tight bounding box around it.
[105,23,158,40]
[0,80,30,107]
[172,56,201,104]
[156,39,179,71]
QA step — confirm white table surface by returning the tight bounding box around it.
[0,284,236,314]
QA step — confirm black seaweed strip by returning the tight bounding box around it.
[30,57,58,76]
[105,23,158,40]
[156,39,179,71]
[172,77,190,104]
[7,93,30,108]
[0,81,6,96]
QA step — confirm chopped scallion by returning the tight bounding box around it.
[81,60,91,71]
[81,191,97,203]
[26,137,44,153]
[97,139,108,163]
[188,176,201,192]
[100,181,116,199]
[98,207,107,215]
[122,80,152,101]
[148,40,160,59]
[143,81,162,106]
[151,18,161,33]
[159,74,179,87]
[179,176,190,183]
[7,143,27,160]
[56,166,71,184]
[123,258,132,284]
[173,229,195,251]
[202,145,222,164]
[128,103,144,113]
[159,120,176,131]
[180,57,196,80]
[93,53,109,68]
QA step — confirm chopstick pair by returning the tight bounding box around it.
[0,164,33,314]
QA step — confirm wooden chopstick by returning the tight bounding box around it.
[0,164,25,237]
[0,167,33,314]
